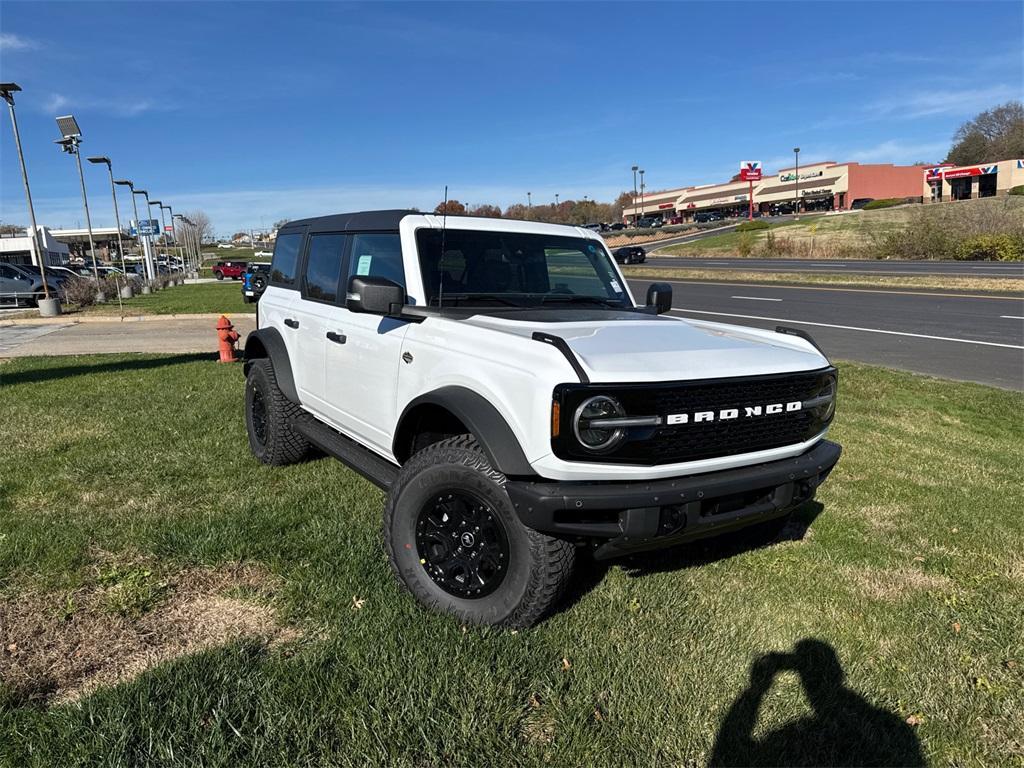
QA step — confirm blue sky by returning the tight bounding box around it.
[1,1,1021,235]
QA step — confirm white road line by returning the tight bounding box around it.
[808,263,847,267]
[731,296,783,302]
[1000,315,1024,320]
[670,308,1024,350]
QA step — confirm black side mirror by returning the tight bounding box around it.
[646,282,672,314]
[347,275,406,316]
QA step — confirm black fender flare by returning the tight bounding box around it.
[394,386,535,476]
[242,327,299,404]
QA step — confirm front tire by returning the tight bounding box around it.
[384,435,575,628]
[214,270,224,280]
[245,359,310,465]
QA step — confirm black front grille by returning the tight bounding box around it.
[553,368,836,465]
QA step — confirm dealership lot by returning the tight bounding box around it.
[627,278,1024,389]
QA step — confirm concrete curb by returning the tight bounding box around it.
[0,312,256,327]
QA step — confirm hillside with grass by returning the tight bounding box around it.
[662,196,1024,260]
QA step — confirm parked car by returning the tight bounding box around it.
[613,246,646,265]
[850,198,875,210]
[242,210,841,628]
[242,262,271,303]
[254,250,274,258]
[217,243,234,249]
[212,260,249,280]
[0,263,62,306]
[609,222,626,231]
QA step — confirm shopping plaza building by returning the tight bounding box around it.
[624,158,1024,223]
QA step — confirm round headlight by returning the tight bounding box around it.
[574,395,627,452]
[819,375,837,421]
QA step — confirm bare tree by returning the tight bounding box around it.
[184,210,214,244]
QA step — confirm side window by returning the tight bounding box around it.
[347,233,404,288]
[270,232,303,286]
[302,233,346,303]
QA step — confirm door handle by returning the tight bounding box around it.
[326,331,347,344]
[284,318,299,329]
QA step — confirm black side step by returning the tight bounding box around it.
[292,417,399,490]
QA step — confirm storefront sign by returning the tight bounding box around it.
[739,161,762,181]
[943,165,997,179]
[925,167,947,181]
[658,203,674,209]
[800,188,831,198]
[779,169,824,183]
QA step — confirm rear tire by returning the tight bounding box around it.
[384,435,575,628]
[245,359,310,465]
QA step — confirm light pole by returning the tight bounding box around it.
[639,169,646,223]
[527,191,531,208]
[149,199,167,274]
[55,115,103,301]
[160,204,179,274]
[1,82,58,315]
[174,215,192,274]
[135,189,157,282]
[88,156,130,294]
[793,147,801,219]
[631,165,639,226]
[114,179,145,281]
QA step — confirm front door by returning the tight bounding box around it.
[322,232,411,456]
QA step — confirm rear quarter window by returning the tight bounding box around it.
[270,232,304,286]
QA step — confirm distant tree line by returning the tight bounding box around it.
[946,101,1024,166]
[434,191,635,224]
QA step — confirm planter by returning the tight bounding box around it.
[37,297,62,317]
[119,285,134,299]
[141,285,152,295]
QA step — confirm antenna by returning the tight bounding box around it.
[438,185,448,309]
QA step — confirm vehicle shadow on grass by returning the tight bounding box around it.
[709,639,925,767]
[552,502,824,619]
[0,352,217,387]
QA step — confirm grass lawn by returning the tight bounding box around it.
[77,282,255,316]
[1,355,1022,765]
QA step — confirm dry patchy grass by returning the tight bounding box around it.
[0,559,297,706]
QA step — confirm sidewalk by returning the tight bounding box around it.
[0,315,257,357]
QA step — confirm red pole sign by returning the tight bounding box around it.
[739,161,762,220]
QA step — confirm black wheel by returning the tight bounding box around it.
[214,270,224,280]
[385,435,575,628]
[245,359,310,465]
[252,275,267,293]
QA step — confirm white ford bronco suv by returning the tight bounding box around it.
[243,211,840,628]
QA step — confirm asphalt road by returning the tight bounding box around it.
[627,278,1024,390]
[638,256,1024,279]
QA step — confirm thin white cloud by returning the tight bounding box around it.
[38,93,175,117]
[0,33,38,51]
[867,84,1020,120]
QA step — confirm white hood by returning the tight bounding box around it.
[460,313,828,382]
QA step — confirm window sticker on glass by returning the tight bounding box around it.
[609,279,623,293]
[356,254,373,275]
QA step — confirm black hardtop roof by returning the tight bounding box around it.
[280,209,418,233]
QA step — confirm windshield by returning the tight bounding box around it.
[416,228,630,309]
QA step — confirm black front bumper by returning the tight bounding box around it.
[505,440,841,560]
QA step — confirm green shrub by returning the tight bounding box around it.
[1009,185,1024,196]
[954,233,1024,261]
[861,198,904,210]
[735,219,770,232]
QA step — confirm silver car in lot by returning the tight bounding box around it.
[0,263,64,307]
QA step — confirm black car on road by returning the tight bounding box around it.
[613,246,646,265]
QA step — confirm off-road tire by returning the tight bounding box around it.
[245,359,310,465]
[384,435,575,629]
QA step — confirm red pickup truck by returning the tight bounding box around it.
[212,261,249,280]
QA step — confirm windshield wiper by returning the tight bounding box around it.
[433,293,527,308]
[539,295,623,307]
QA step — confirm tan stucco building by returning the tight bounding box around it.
[922,159,1024,202]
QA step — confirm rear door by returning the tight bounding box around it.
[321,232,411,454]
[291,232,347,408]
[259,228,307,388]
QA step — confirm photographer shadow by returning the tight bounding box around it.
[710,639,924,767]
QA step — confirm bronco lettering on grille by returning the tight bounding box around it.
[665,401,802,425]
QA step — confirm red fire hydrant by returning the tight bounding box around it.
[217,315,240,363]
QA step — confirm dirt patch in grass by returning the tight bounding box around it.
[0,561,297,706]
[844,565,953,602]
